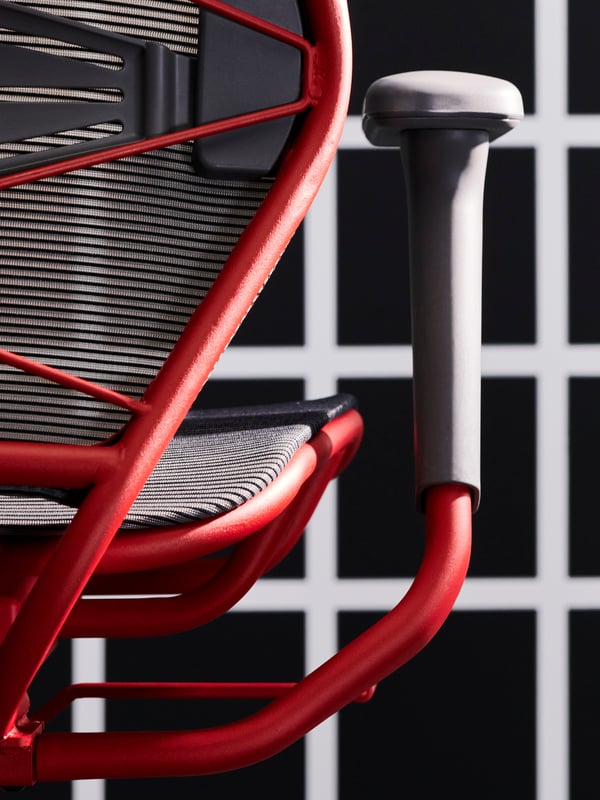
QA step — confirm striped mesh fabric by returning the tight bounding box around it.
[0,395,357,531]
[0,0,272,445]
[0,0,339,531]
[0,424,315,530]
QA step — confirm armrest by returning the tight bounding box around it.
[363,71,523,510]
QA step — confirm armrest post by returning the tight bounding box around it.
[362,71,523,510]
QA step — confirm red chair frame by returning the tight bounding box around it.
[0,0,472,787]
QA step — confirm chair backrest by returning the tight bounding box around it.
[0,0,292,445]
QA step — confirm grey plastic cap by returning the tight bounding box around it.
[363,70,524,145]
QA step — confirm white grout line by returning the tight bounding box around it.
[238,576,600,613]
[71,638,105,733]
[535,0,570,798]
[218,342,600,380]
[72,780,105,800]
[72,639,106,800]
[72,779,105,800]
[303,161,340,398]
[302,156,340,799]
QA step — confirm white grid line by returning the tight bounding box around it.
[72,638,106,800]
[535,0,569,797]
[303,161,341,800]
[217,341,600,379]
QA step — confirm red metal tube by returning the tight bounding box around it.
[0,440,318,581]
[0,349,147,415]
[0,441,118,488]
[33,682,298,724]
[34,484,471,781]
[33,681,374,726]
[61,413,360,638]
[93,440,320,574]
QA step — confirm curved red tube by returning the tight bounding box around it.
[34,484,471,782]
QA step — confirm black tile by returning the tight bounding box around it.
[28,640,72,733]
[570,611,600,798]
[339,610,536,800]
[482,149,536,344]
[474,378,537,577]
[194,378,304,409]
[347,0,535,116]
[107,761,303,800]
[16,779,72,798]
[569,1,600,113]
[106,612,304,799]
[231,226,304,346]
[569,150,600,342]
[337,378,423,578]
[570,379,600,575]
[337,150,411,346]
[106,610,305,693]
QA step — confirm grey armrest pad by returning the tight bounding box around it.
[363,70,524,145]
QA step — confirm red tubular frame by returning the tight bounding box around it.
[61,413,363,639]
[0,0,473,788]
[33,681,375,729]
[0,0,353,741]
[31,484,471,782]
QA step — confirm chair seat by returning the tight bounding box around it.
[0,393,356,532]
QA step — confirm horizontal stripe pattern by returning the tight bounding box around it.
[0,87,123,103]
[5,0,200,52]
[0,0,272,444]
[0,423,313,529]
[0,395,357,530]
[0,0,319,533]
[0,27,124,68]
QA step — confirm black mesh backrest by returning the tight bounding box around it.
[0,0,272,444]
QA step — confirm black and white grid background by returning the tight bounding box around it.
[24,0,600,797]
